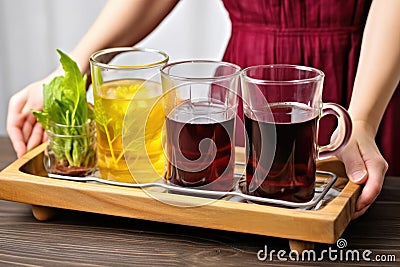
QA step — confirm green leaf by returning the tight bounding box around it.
[32,110,49,130]
[32,49,95,169]
[57,49,88,125]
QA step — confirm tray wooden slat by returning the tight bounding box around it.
[0,143,360,244]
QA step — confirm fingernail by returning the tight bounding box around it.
[350,170,367,183]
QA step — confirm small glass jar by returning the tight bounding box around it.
[44,120,97,177]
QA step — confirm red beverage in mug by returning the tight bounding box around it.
[165,103,235,191]
[241,64,352,203]
[245,103,318,202]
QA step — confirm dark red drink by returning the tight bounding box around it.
[165,103,235,191]
[245,103,318,202]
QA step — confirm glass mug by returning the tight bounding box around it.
[241,64,352,203]
[161,60,241,192]
[90,47,169,183]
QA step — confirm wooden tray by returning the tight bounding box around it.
[0,143,359,250]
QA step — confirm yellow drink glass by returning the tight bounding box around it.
[90,47,168,183]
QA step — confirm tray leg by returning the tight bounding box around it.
[31,205,57,221]
[289,239,315,252]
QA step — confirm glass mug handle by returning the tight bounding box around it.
[318,103,353,160]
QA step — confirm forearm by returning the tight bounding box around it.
[348,0,400,135]
[69,0,179,75]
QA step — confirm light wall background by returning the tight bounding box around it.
[0,0,231,136]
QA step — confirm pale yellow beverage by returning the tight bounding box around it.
[93,79,165,183]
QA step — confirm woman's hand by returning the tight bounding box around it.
[7,80,46,158]
[336,120,388,219]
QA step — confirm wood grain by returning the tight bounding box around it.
[0,143,359,244]
[0,137,399,266]
[0,180,398,266]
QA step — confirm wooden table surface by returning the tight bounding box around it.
[0,136,398,266]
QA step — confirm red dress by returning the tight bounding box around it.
[221,0,400,175]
